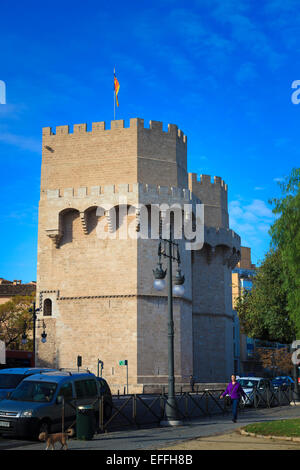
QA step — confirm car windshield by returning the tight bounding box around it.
[9,381,57,402]
[0,374,25,389]
[238,379,259,388]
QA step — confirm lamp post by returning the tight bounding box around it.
[153,236,185,426]
[22,302,47,365]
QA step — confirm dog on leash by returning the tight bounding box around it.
[39,428,74,450]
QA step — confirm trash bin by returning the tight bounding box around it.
[76,405,96,440]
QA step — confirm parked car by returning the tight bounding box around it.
[96,376,113,420]
[0,368,56,400]
[0,370,104,438]
[238,377,273,406]
[272,376,294,390]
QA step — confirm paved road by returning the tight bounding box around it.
[1,404,300,450]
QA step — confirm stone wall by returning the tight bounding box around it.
[36,118,240,389]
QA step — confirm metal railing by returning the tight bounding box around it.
[243,384,293,409]
[60,385,294,435]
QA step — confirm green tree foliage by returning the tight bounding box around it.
[269,168,300,337]
[236,249,295,344]
[0,295,35,350]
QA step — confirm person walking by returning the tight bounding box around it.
[220,374,246,423]
[189,375,195,393]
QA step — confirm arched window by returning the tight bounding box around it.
[43,299,52,316]
[59,208,80,245]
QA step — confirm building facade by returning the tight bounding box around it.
[0,278,36,305]
[36,118,241,392]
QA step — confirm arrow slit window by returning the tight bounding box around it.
[43,298,52,316]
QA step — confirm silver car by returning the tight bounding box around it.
[238,377,272,406]
[0,370,101,438]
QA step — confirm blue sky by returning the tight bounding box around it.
[0,0,299,282]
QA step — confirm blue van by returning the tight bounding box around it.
[0,370,101,438]
[0,368,56,400]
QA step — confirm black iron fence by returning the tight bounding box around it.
[58,385,294,435]
[97,385,293,432]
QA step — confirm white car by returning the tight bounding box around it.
[238,377,272,406]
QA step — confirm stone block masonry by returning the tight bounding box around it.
[36,117,241,391]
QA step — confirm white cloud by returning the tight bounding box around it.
[0,132,40,153]
[229,198,275,260]
[244,199,274,219]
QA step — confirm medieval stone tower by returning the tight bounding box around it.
[36,118,241,391]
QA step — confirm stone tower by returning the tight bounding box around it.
[36,118,240,391]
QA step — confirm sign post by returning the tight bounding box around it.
[119,360,128,394]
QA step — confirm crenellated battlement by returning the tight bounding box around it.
[188,173,228,191]
[188,173,229,229]
[42,118,187,144]
[45,182,195,204]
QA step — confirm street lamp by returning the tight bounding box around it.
[22,302,47,363]
[153,257,167,291]
[173,268,185,297]
[153,236,185,427]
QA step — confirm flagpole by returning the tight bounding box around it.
[114,68,116,121]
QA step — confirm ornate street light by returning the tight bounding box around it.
[22,302,47,362]
[153,235,185,426]
[153,241,167,291]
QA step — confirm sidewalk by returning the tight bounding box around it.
[159,431,300,450]
[4,405,300,450]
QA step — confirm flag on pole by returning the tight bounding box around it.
[114,69,120,107]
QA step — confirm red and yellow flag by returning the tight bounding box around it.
[114,69,120,107]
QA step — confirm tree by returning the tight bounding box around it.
[255,347,293,377]
[0,295,35,350]
[236,249,295,344]
[269,167,300,337]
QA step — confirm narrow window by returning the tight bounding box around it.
[43,298,52,316]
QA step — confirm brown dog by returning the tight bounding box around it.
[39,428,74,450]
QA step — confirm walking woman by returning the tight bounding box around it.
[220,374,246,423]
